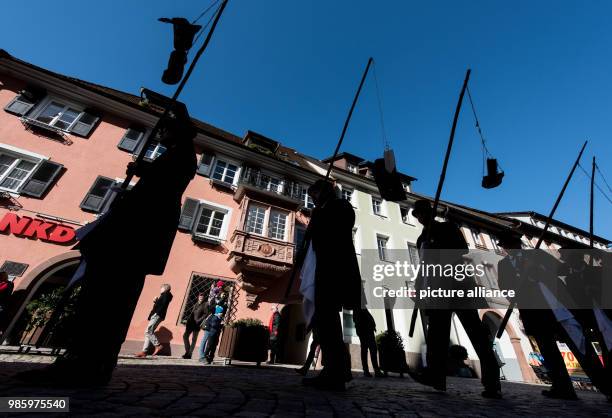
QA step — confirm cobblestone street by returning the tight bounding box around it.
[0,351,610,417]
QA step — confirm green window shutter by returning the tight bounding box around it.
[19,160,63,198]
[178,198,200,231]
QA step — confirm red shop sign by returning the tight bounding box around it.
[0,212,76,245]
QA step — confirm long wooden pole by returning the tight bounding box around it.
[590,156,595,248]
[408,69,471,337]
[496,140,588,338]
[283,57,374,299]
[120,0,229,189]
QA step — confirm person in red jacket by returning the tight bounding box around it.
[0,271,14,320]
[268,306,282,364]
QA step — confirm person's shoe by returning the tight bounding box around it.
[363,371,372,378]
[302,376,345,391]
[482,389,503,399]
[541,389,578,400]
[408,370,446,392]
[134,351,147,358]
[152,345,163,356]
[181,353,190,359]
[374,369,385,378]
[198,358,206,363]
[295,367,308,376]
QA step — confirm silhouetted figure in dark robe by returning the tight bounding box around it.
[353,308,383,377]
[409,199,501,399]
[14,112,197,386]
[301,180,361,391]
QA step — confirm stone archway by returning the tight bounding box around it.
[479,308,538,383]
[0,251,81,345]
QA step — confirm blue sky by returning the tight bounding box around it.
[2,0,612,239]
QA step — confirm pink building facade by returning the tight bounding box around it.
[0,50,317,361]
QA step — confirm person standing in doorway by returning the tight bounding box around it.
[136,284,173,358]
[182,293,208,359]
[353,309,383,377]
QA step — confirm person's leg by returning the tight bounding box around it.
[455,310,501,393]
[424,310,452,388]
[142,315,161,352]
[189,328,200,357]
[198,331,210,361]
[359,336,370,376]
[205,333,220,363]
[183,327,192,355]
[367,333,381,373]
[316,307,347,381]
[533,332,576,396]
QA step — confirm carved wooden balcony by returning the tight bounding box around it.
[228,229,295,309]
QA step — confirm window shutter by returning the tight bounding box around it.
[19,160,64,198]
[118,127,145,152]
[197,153,214,177]
[80,176,115,212]
[70,110,100,137]
[4,87,45,116]
[178,198,200,231]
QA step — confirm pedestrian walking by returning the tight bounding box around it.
[136,284,173,358]
[301,180,362,391]
[409,199,502,399]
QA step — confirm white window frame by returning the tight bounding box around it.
[29,96,86,132]
[347,162,358,174]
[245,202,290,242]
[341,186,354,205]
[143,141,167,161]
[470,228,486,248]
[259,170,284,194]
[371,196,384,217]
[301,187,315,209]
[377,234,389,261]
[0,143,46,194]
[399,206,415,225]
[211,156,241,186]
[193,199,232,241]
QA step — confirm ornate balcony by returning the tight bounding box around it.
[228,229,295,308]
[234,167,305,208]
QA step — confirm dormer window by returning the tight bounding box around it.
[347,163,358,174]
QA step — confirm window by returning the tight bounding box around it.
[402,182,411,193]
[0,145,62,197]
[212,159,239,184]
[470,229,486,249]
[490,236,503,253]
[261,173,283,193]
[178,198,232,242]
[372,197,383,216]
[35,101,81,130]
[343,309,356,337]
[144,141,167,160]
[377,235,389,261]
[195,207,226,238]
[268,210,287,240]
[400,206,414,225]
[246,204,266,235]
[180,274,236,324]
[0,154,37,192]
[407,243,420,264]
[245,203,290,241]
[347,163,358,174]
[0,261,29,277]
[301,187,315,209]
[117,127,146,153]
[341,187,353,203]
